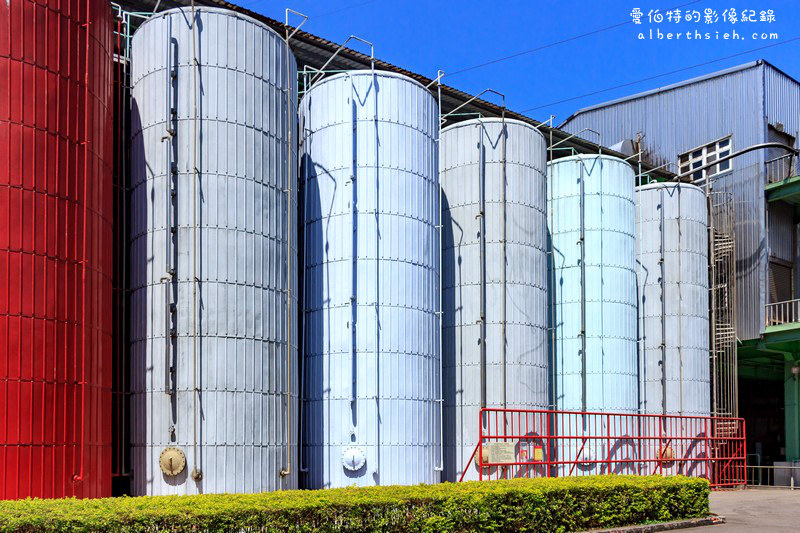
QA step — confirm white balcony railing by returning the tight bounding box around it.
[765,298,800,327]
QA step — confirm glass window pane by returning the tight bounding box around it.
[692,149,703,159]
[719,160,730,171]
[719,138,730,148]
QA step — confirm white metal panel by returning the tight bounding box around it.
[549,155,638,414]
[636,183,710,416]
[300,70,440,488]
[440,118,548,482]
[130,6,298,495]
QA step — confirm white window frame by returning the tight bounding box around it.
[679,136,733,182]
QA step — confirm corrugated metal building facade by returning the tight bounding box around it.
[561,60,800,341]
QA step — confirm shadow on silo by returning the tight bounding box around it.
[440,191,461,483]
[129,93,180,494]
[300,151,327,489]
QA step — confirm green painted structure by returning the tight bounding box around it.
[740,168,800,461]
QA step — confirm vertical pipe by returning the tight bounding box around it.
[660,188,666,415]
[636,150,643,418]
[162,278,171,395]
[435,73,444,473]
[189,0,202,482]
[707,180,716,417]
[162,24,174,398]
[677,185,684,415]
[548,124,555,411]
[372,63,381,481]
[579,163,586,413]
[280,16,294,482]
[299,113,309,475]
[500,110,507,410]
[479,127,487,409]
[349,75,357,409]
[121,21,131,475]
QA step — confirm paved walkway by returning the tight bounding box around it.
[703,488,800,531]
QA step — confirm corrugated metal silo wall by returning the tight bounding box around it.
[561,64,769,340]
[300,71,441,488]
[0,0,114,499]
[636,183,709,416]
[440,119,548,482]
[549,155,637,414]
[129,7,298,495]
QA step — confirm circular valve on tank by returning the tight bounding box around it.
[341,447,366,472]
[159,447,187,477]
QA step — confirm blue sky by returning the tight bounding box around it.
[243,0,799,124]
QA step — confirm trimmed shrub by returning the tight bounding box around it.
[0,475,709,532]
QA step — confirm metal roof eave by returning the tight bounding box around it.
[560,60,777,127]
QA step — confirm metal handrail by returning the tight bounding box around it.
[747,464,800,488]
[309,35,374,87]
[766,153,797,185]
[441,88,504,125]
[765,298,800,326]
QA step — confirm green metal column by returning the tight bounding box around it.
[786,361,800,460]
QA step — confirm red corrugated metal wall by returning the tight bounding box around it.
[0,0,113,499]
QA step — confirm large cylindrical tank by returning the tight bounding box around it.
[301,70,440,488]
[549,155,637,474]
[440,118,548,482]
[129,7,298,495]
[0,0,113,499]
[636,182,710,416]
[549,154,637,412]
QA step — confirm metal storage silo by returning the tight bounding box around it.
[0,0,114,499]
[549,155,637,474]
[636,182,710,417]
[129,7,298,495]
[301,70,441,488]
[440,119,548,482]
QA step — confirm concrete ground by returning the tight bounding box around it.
[702,488,800,531]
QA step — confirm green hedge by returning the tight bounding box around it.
[0,475,708,532]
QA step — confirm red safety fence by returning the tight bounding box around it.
[460,408,746,489]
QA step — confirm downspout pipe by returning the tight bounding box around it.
[434,71,445,474]
[500,109,508,410]
[280,8,308,482]
[659,188,666,416]
[579,163,586,414]
[479,127,487,409]
[189,0,202,483]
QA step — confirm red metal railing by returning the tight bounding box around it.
[460,408,746,489]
